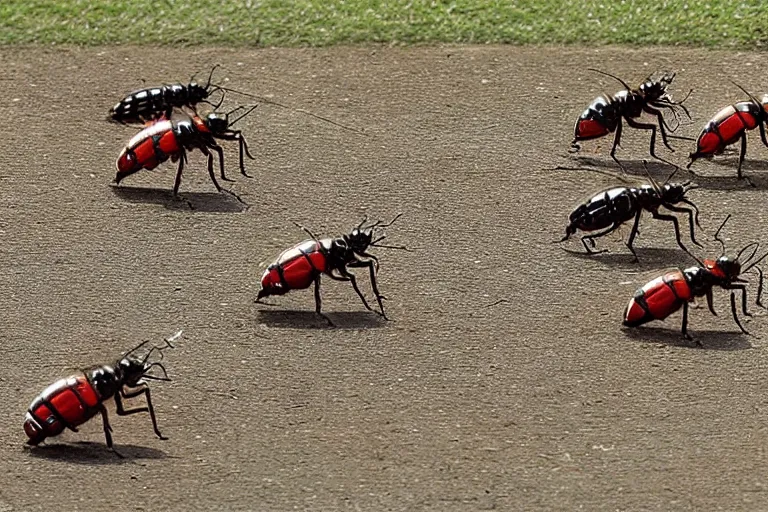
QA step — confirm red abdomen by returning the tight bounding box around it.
[115,120,180,182]
[24,375,100,445]
[623,270,692,327]
[259,240,330,297]
[694,102,759,156]
[575,119,611,140]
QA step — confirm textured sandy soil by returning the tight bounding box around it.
[2,45,768,511]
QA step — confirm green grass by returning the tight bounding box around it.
[1,0,767,47]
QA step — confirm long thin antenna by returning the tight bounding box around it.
[205,64,221,88]
[731,81,763,109]
[743,250,768,273]
[713,214,731,257]
[587,68,631,90]
[229,105,259,127]
[218,86,368,136]
[293,221,320,242]
[641,160,661,194]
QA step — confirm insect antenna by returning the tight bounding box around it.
[143,362,172,381]
[731,81,763,109]
[370,237,410,251]
[228,104,259,127]
[140,330,182,365]
[217,86,368,136]
[377,212,404,229]
[713,214,731,257]
[292,221,321,243]
[204,64,221,89]
[587,68,632,90]
[641,160,662,194]
[124,339,152,357]
[742,249,768,273]
[736,242,760,269]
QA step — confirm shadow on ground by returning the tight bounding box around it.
[623,326,752,350]
[111,185,249,213]
[567,156,768,190]
[26,441,168,464]
[560,246,697,269]
[256,309,387,329]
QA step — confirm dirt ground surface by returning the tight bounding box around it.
[3,45,768,511]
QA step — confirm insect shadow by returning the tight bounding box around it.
[111,185,248,213]
[561,246,696,270]
[257,309,386,330]
[571,155,768,190]
[26,441,168,464]
[622,326,751,351]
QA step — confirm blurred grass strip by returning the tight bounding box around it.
[1,0,766,47]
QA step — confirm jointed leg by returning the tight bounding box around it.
[624,210,643,262]
[210,143,233,182]
[202,147,223,192]
[116,386,167,440]
[236,132,255,178]
[580,223,622,254]
[724,284,751,317]
[313,276,334,327]
[348,259,387,318]
[329,269,374,313]
[730,292,750,335]
[624,116,678,168]
[642,106,677,151]
[681,301,693,341]
[609,119,627,172]
[173,153,186,196]
[99,404,123,458]
[661,205,703,248]
[705,288,717,316]
[738,132,748,180]
[650,211,694,258]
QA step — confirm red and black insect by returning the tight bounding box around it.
[688,83,768,180]
[623,216,766,342]
[109,65,236,125]
[24,331,180,457]
[560,167,701,260]
[115,105,257,195]
[256,215,406,325]
[571,69,693,169]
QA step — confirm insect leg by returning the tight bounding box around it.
[209,142,233,182]
[333,266,375,313]
[313,276,334,327]
[232,131,255,177]
[681,301,693,341]
[738,132,748,181]
[117,386,167,440]
[624,117,679,168]
[729,291,750,334]
[642,106,676,151]
[650,211,695,258]
[759,121,768,149]
[579,223,622,254]
[200,146,223,192]
[705,287,717,316]
[173,152,186,196]
[348,259,387,318]
[756,266,765,308]
[724,284,751,317]
[661,204,703,248]
[609,119,628,172]
[625,210,643,262]
[99,404,124,458]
